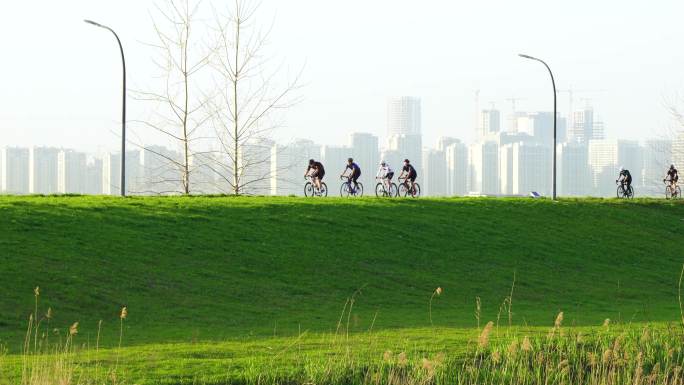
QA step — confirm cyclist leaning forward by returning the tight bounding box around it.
[341,158,362,193]
[376,160,394,187]
[305,159,325,193]
[665,164,679,187]
[399,159,418,195]
[616,167,632,194]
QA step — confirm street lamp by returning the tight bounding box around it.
[85,19,127,197]
[518,54,557,200]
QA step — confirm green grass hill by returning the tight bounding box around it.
[1,196,682,349]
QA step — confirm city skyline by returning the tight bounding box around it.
[2,1,684,153]
[2,97,681,198]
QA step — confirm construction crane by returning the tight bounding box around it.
[556,87,606,127]
[505,97,527,113]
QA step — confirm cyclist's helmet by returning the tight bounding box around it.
[347,158,353,163]
[309,159,315,165]
[380,160,386,166]
[671,164,676,169]
[619,166,624,173]
[404,159,410,164]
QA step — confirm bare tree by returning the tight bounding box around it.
[209,0,302,195]
[134,0,214,195]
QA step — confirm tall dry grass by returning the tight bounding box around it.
[8,288,127,385]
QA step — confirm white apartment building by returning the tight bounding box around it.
[29,147,60,194]
[422,149,446,196]
[102,150,141,195]
[500,142,551,196]
[445,141,468,196]
[469,140,499,195]
[1,147,30,194]
[57,150,87,194]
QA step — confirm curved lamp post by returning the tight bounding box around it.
[85,19,127,197]
[518,54,557,200]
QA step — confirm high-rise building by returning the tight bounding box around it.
[102,150,142,195]
[437,137,460,152]
[500,142,551,196]
[529,112,567,143]
[138,146,183,194]
[570,107,604,144]
[422,149,446,196]
[469,140,499,195]
[1,147,30,194]
[85,157,103,195]
[387,97,421,136]
[349,133,379,190]
[557,142,591,196]
[57,150,87,194]
[237,139,274,195]
[445,141,468,196]
[29,147,60,194]
[271,139,321,196]
[479,109,501,138]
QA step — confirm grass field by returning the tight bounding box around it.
[1,196,683,384]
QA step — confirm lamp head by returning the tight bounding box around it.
[518,53,534,60]
[84,19,103,28]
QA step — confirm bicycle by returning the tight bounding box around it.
[304,175,328,197]
[375,177,397,197]
[615,180,634,199]
[398,177,421,198]
[340,176,363,197]
[664,179,681,200]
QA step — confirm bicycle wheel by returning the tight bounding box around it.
[616,185,624,199]
[355,182,364,197]
[304,182,314,197]
[340,182,350,197]
[320,182,328,197]
[398,183,409,197]
[390,183,398,197]
[676,186,682,199]
[375,183,385,197]
[411,183,421,198]
[666,186,673,200]
[627,186,634,199]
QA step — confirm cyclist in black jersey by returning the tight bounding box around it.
[399,159,418,194]
[665,164,679,186]
[305,159,325,193]
[616,167,632,194]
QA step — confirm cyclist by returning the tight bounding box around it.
[664,164,679,187]
[341,158,362,193]
[399,159,418,195]
[305,159,325,194]
[376,160,394,191]
[616,167,632,194]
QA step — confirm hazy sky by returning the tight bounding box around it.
[2,0,684,152]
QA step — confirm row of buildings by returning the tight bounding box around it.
[1,97,680,197]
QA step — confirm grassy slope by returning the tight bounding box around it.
[0,196,682,349]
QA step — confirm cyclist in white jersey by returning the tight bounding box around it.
[376,161,395,190]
